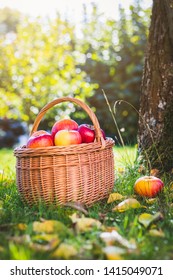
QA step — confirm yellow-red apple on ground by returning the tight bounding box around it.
[26,131,54,148]
[54,130,82,146]
[51,119,78,139]
[134,176,164,198]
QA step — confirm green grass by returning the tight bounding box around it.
[0,147,173,260]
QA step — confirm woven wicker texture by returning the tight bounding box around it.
[14,97,115,206]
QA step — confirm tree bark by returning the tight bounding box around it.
[138,0,173,173]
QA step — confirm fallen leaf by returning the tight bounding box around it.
[32,234,60,243]
[104,226,119,232]
[138,213,154,228]
[100,230,137,249]
[112,198,143,212]
[103,246,125,260]
[107,193,124,204]
[8,235,31,244]
[138,212,163,228]
[70,213,102,233]
[148,229,165,238]
[33,220,68,235]
[16,223,27,231]
[150,169,160,176]
[52,243,78,259]
[29,234,61,252]
[117,167,125,174]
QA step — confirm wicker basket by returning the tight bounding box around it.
[14,97,115,206]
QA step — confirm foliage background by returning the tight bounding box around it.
[0,1,151,144]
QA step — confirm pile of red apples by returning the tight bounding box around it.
[26,119,106,148]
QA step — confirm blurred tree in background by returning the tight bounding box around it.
[0,11,96,129]
[0,2,151,142]
[77,1,151,142]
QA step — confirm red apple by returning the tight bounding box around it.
[26,131,54,148]
[51,119,78,139]
[78,124,106,143]
[134,176,164,198]
[32,130,49,137]
[54,130,82,146]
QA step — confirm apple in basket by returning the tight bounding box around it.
[51,119,78,139]
[54,130,82,146]
[26,130,54,148]
[78,124,106,143]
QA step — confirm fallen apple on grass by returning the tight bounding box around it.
[26,130,54,148]
[78,124,106,143]
[54,130,82,146]
[134,176,164,198]
[51,119,78,139]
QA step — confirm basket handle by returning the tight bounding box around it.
[30,97,106,148]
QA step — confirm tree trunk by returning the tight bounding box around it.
[138,0,173,173]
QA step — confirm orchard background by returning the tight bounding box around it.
[0,0,151,144]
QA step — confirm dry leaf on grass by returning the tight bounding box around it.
[8,234,30,244]
[138,213,154,228]
[148,229,165,237]
[138,212,163,228]
[15,223,27,231]
[33,220,67,234]
[103,246,125,260]
[150,169,160,176]
[107,193,124,204]
[32,234,60,243]
[112,198,143,212]
[70,213,102,233]
[100,230,136,249]
[30,237,60,252]
[52,243,78,259]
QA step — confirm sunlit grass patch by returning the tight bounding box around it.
[0,147,173,260]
